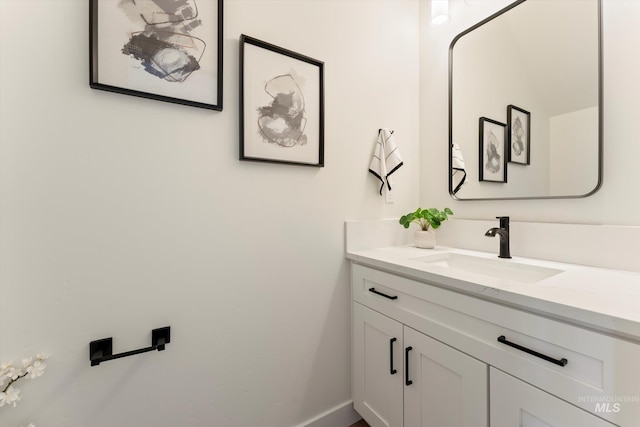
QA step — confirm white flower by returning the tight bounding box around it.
[0,352,49,411]
[0,385,21,407]
[6,365,23,380]
[26,360,46,379]
[0,361,13,376]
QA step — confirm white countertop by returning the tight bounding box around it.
[347,245,640,342]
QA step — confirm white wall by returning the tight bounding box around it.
[420,0,640,227]
[0,1,420,426]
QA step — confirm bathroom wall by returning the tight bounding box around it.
[420,0,640,227]
[0,1,420,426]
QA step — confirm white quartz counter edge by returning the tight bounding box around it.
[346,245,640,342]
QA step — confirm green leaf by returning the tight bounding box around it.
[399,207,454,230]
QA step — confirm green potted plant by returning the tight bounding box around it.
[399,207,453,248]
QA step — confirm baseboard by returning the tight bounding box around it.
[298,400,361,427]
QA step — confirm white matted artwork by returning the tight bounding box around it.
[90,0,223,110]
[239,34,324,167]
[479,117,507,183]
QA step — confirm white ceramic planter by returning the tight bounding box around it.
[414,229,436,249]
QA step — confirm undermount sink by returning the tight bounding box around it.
[413,253,564,284]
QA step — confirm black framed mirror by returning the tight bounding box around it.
[449,0,602,200]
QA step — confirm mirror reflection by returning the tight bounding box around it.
[449,0,601,200]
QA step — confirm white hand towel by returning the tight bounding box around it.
[369,129,404,195]
[451,142,467,195]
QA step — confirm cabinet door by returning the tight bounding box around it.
[404,326,488,427]
[490,368,616,427]
[353,303,403,427]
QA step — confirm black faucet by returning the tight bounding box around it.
[485,216,511,259]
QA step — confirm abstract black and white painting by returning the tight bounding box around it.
[90,0,223,110]
[507,105,531,165]
[479,117,507,183]
[239,35,324,167]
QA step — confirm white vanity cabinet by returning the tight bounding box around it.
[351,263,637,427]
[353,302,487,427]
[491,369,614,427]
[352,302,403,427]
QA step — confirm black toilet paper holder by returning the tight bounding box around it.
[89,326,170,367]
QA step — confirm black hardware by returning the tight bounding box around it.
[378,129,394,135]
[496,216,509,229]
[390,338,397,375]
[497,335,568,367]
[405,346,413,386]
[90,327,171,367]
[368,288,398,300]
[485,216,511,259]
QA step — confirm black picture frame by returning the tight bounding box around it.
[239,34,324,167]
[507,105,531,165]
[479,117,507,183]
[89,0,223,110]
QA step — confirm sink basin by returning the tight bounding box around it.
[413,253,563,284]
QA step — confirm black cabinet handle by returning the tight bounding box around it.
[390,338,397,375]
[405,346,413,386]
[497,335,568,367]
[369,287,398,300]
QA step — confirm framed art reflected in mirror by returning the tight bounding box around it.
[479,117,507,183]
[508,105,530,165]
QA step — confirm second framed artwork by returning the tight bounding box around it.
[239,35,324,167]
[479,117,507,183]
[507,105,531,165]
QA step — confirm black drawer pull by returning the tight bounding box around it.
[497,335,568,367]
[389,338,397,375]
[369,287,398,300]
[405,346,413,386]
